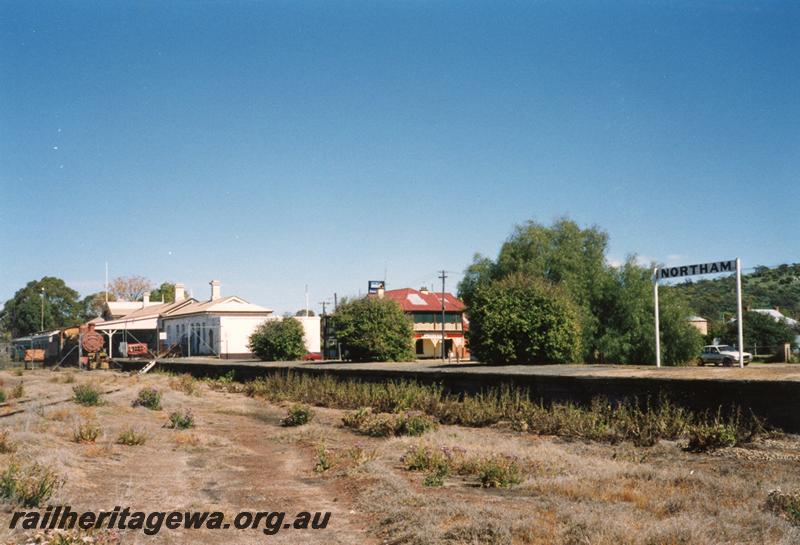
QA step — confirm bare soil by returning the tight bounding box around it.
[1,368,799,545]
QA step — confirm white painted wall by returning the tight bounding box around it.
[294,316,321,353]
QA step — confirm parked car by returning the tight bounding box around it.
[698,345,751,366]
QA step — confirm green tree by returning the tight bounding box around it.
[249,318,307,361]
[723,311,798,351]
[467,274,582,364]
[332,297,414,362]
[150,282,176,303]
[80,292,115,320]
[1,277,82,337]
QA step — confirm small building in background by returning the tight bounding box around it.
[379,286,469,359]
[688,316,709,336]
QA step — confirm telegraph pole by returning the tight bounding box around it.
[439,270,447,359]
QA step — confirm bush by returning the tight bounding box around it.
[132,387,162,410]
[72,384,102,406]
[314,446,332,473]
[281,404,314,427]
[169,374,200,396]
[342,408,437,437]
[0,430,15,453]
[476,455,523,488]
[686,423,738,452]
[331,297,415,362]
[166,409,195,429]
[0,389,5,403]
[249,318,307,361]
[466,274,583,364]
[9,383,24,399]
[73,421,101,443]
[117,428,147,446]
[0,460,63,507]
[766,489,800,526]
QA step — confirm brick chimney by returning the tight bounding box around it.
[174,283,185,302]
[210,280,221,301]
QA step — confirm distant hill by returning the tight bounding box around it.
[668,263,800,321]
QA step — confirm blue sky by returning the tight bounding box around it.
[1,1,798,313]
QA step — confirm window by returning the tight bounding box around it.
[415,339,424,355]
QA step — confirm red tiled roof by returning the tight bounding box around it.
[379,288,465,313]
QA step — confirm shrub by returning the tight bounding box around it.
[476,455,523,488]
[466,273,582,364]
[331,297,415,362]
[423,462,449,487]
[169,374,200,396]
[281,404,314,427]
[766,489,800,526]
[0,430,15,453]
[132,387,162,410]
[0,389,6,403]
[73,421,101,443]
[342,409,437,437]
[72,383,102,406]
[249,318,307,361]
[9,383,24,399]
[116,428,147,446]
[166,409,195,429]
[0,460,63,507]
[314,445,332,473]
[686,423,738,452]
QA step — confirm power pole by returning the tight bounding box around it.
[439,270,447,359]
[40,287,45,331]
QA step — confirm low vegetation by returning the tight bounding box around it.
[169,374,200,396]
[248,318,307,361]
[166,408,195,429]
[342,408,437,437]
[132,387,162,410]
[223,372,766,449]
[73,421,101,443]
[116,427,147,446]
[72,383,102,406]
[766,489,800,527]
[402,444,524,488]
[0,388,6,403]
[281,404,314,427]
[0,430,15,453]
[9,382,24,399]
[0,460,63,507]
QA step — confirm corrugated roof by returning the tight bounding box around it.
[164,296,272,317]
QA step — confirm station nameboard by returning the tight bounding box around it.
[656,259,736,280]
[367,280,385,294]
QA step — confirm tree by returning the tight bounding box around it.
[295,309,315,317]
[109,276,153,302]
[80,292,116,320]
[723,311,798,351]
[332,297,414,362]
[467,274,582,364]
[249,318,307,361]
[1,277,81,337]
[150,282,176,303]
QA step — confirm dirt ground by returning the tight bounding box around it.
[1,368,799,545]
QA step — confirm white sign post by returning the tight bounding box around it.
[653,258,744,368]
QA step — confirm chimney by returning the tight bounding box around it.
[420,286,429,295]
[210,280,221,301]
[174,283,185,302]
[142,291,151,307]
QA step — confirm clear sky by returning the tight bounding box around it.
[1,1,798,314]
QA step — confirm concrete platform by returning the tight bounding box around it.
[115,358,800,432]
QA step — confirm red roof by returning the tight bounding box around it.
[379,288,465,313]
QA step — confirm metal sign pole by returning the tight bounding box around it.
[736,257,744,368]
[653,267,661,368]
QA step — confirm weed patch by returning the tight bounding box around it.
[132,387,162,411]
[342,408,437,437]
[169,374,200,396]
[72,384,102,406]
[0,460,63,507]
[0,430,15,453]
[166,409,195,429]
[403,444,523,488]
[73,421,101,443]
[281,404,314,427]
[116,427,147,446]
[9,382,24,399]
[766,489,800,526]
